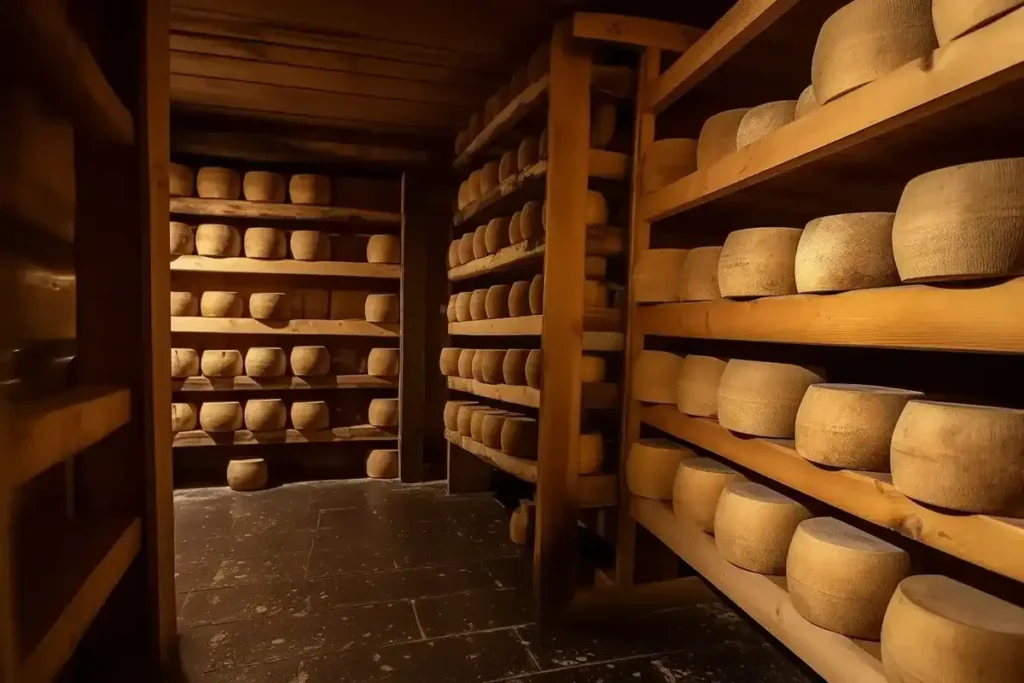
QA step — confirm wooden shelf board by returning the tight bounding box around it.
[173,424,397,448]
[169,197,401,224]
[171,255,401,279]
[631,497,885,683]
[172,375,397,392]
[641,405,1024,583]
[637,278,1024,353]
[171,317,399,337]
[642,7,1024,222]
[446,376,618,410]
[448,309,622,348]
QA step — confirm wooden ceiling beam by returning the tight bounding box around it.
[572,12,705,53]
[171,129,430,165]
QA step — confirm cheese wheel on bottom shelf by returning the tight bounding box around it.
[171,403,197,432]
[469,289,488,321]
[502,350,530,385]
[472,225,488,260]
[444,400,477,431]
[736,101,797,148]
[479,350,506,384]
[641,139,697,192]
[795,213,899,293]
[171,349,199,378]
[632,351,684,404]
[368,398,399,428]
[579,356,606,383]
[367,235,401,264]
[201,350,243,378]
[366,449,399,478]
[169,163,194,198]
[672,457,743,533]
[485,285,510,319]
[485,217,511,254]
[367,348,400,377]
[243,171,285,203]
[200,291,243,318]
[457,349,476,379]
[528,275,543,315]
[290,230,330,261]
[626,439,694,499]
[632,249,687,303]
[525,350,542,389]
[290,346,330,376]
[227,458,268,491]
[195,224,241,257]
[196,167,241,199]
[244,227,287,259]
[579,433,604,475]
[718,360,825,438]
[718,228,802,298]
[458,233,475,265]
[713,480,811,574]
[932,0,1024,45]
[245,347,286,378]
[199,402,243,432]
[697,108,749,170]
[291,401,329,430]
[244,399,287,432]
[170,291,198,317]
[365,294,399,323]
[455,292,473,322]
[508,281,531,316]
[676,355,727,418]
[439,347,461,376]
[170,222,194,256]
[289,174,331,205]
[679,247,723,301]
[501,417,538,459]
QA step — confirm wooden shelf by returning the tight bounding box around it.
[171,317,399,337]
[10,387,131,487]
[446,376,619,410]
[171,255,401,279]
[637,278,1024,353]
[169,198,401,224]
[173,425,397,448]
[641,7,1024,223]
[641,405,1024,583]
[172,375,397,392]
[447,310,623,351]
[631,497,885,683]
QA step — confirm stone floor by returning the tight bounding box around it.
[173,480,816,682]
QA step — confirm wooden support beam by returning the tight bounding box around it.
[572,13,704,53]
[171,129,429,166]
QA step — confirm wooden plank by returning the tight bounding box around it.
[171,255,401,279]
[642,406,1024,583]
[173,375,396,392]
[446,430,537,483]
[171,129,429,166]
[632,497,886,683]
[454,76,550,170]
[448,242,546,281]
[446,376,618,410]
[572,13,704,53]
[171,317,399,337]
[567,577,717,622]
[169,198,400,224]
[449,309,621,335]
[643,7,1024,220]
[173,425,396,447]
[637,279,1024,353]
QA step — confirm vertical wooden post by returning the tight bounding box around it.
[535,22,592,615]
[0,321,15,683]
[398,171,425,482]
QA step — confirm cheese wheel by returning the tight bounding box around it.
[580,356,606,383]
[718,227,802,298]
[795,384,922,471]
[527,42,549,82]
[457,180,473,210]
[200,291,243,318]
[736,101,797,148]
[812,0,936,105]
[365,294,399,323]
[290,230,330,261]
[171,403,197,432]
[291,401,329,430]
[498,151,517,183]
[787,517,911,639]
[642,139,697,193]
[718,360,825,438]
[890,400,1024,514]
[455,292,473,322]
[525,350,542,389]
[170,291,198,317]
[469,289,488,321]
[517,136,540,171]
[626,439,695,500]
[243,171,286,203]
[471,349,486,382]
[591,103,617,149]
[508,281,531,316]
[243,227,287,259]
[892,158,1024,282]
[632,249,688,303]
[244,399,286,432]
[457,349,477,379]
[444,400,477,431]
[881,575,1024,683]
[169,163,194,198]
[478,349,506,384]
[201,350,243,378]
[466,169,482,204]
[481,412,508,449]
[439,347,461,376]
[679,247,723,301]
[520,201,542,241]
[296,289,329,319]
[195,224,241,257]
[249,292,291,320]
[528,275,543,315]
[446,295,458,323]
[170,222,194,256]
[672,457,743,533]
[458,233,475,265]
[502,349,530,385]
[795,85,819,120]
[367,348,400,377]
[579,433,604,475]
[509,66,529,98]
[501,416,538,459]
[244,347,286,378]
[676,355,728,418]
[368,398,399,427]
[508,212,523,245]
[448,241,462,269]
[288,174,330,205]
[478,162,500,197]
[714,481,811,574]
[171,349,199,378]
[697,108,749,169]
[584,191,609,227]
[457,405,487,437]
[199,401,243,432]
[796,213,899,293]
[472,225,488,260]
[585,257,608,281]
[454,130,468,157]
[196,167,240,199]
[290,346,330,376]
[933,0,1024,45]
[632,351,684,404]
[469,408,500,442]
[510,503,529,545]
[367,449,399,478]
[227,458,268,491]
[485,217,511,254]
[367,235,401,264]
[539,128,548,161]
[485,284,510,319]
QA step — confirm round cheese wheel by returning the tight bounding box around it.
[367,348,400,377]
[201,350,243,377]
[481,412,509,448]
[501,416,538,459]
[469,289,488,321]
[466,169,483,204]
[580,433,604,475]
[676,355,728,418]
[200,291,243,318]
[196,224,241,257]
[472,225,488,260]
[881,575,1024,682]
[528,275,543,315]
[718,227,802,298]
[714,480,811,574]
[591,103,617,149]
[517,136,540,172]
[366,449,399,478]
[288,174,330,205]
[444,400,477,431]
[485,284,510,319]
[498,151,517,183]
[642,139,697,193]
[171,403,197,432]
[788,517,911,639]
[736,101,797,148]
[479,161,500,197]
[697,108,749,169]
[170,222,194,256]
[796,213,899,292]
[171,349,199,378]
[244,347,286,378]
[933,0,1024,45]
[539,128,548,161]
[455,291,473,322]
[812,0,936,105]
[508,211,523,245]
[291,401,329,430]
[795,85,819,120]
[892,158,1024,282]
[457,349,477,379]
[510,503,529,545]
[891,400,1024,514]
[290,230,330,261]
[454,130,468,157]
[509,66,529,98]
[196,167,240,199]
[580,356,606,383]
[365,294,399,323]
[169,163,194,198]
[471,350,486,382]
[672,457,743,533]
[290,346,330,376]
[243,227,287,259]
[368,398,399,428]
[468,408,497,442]
[527,42,549,82]
[243,171,286,203]
[502,349,530,385]
[479,349,506,384]
[170,291,198,317]
[467,113,482,142]
[632,351,684,404]
[227,458,268,491]
[525,350,542,389]
[446,295,458,323]
[627,439,695,499]
[457,404,487,437]
[199,401,243,432]
[485,217,511,254]
[520,201,543,241]
[585,191,609,227]
[439,347,461,376]
[458,233,476,265]
[448,241,462,270]
[508,281,531,316]
[457,180,473,210]
[718,360,825,438]
[632,249,688,303]
[679,247,723,301]
[367,235,401,264]
[244,398,286,432]
[249,292,291,320]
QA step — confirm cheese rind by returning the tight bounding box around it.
[244,227,287,259]
[195,224,241,257]
[501,416,538,459]
[170,222,194,256]
[200,291,243,318]
[290,230,330,261]
[244,399,287,432]
[368,398,399,427]
[457,349,477,379]
[201,350,243,378]
[718,227,802,298]
[632,351,684,404]
[626,439,695,500]
[170,291,198,317]
[679,247,723,301]
[697,108,749,169]
[508,281,531,316]
[485,217,511,254]
[469,289,488,321]
[502,349,530,386]
[485,284,511,319]
[672,457,743,533]
[439,347,461,376]
[528,275,543,315]
[676,355,727,418]
[525,350,542,389]
[367,235,401,264]
[365,294,399,323]
[171,349,200,378]
[796,213,899,292]
[718,359,825,438]
[479,350,507,384]
[169,163,194,198]
[290,346,330,377]
[249,292,291,320]
[245,347,287,378]
[171,403,197,432]
[196,167,240,199]
[367,348,400,377]
[795,85,819,119]
[227,458,268,491]
[714,480,811,574]
[455,292,473,322]
[444,400,477,431]
[243,171,286,203]
[288,174,331,205]
[736,101,797,148]
[366,449,399,478]
[199,401,243,432]
[291,401,329,430]
[632,249,688,303]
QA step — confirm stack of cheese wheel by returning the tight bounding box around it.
[367,348,400,377]
[892,158,1024,282]
[366,449,399,478]
[890,400,1024,514]
[196,167,240,199]
[812,0,936,105]
[676,355,727,418]
[200,291,242,318]
[169,163,194,198]
[679,247,723,301]
[290,230,330,261]
[171,403,197,432]
[171,349,199,378]
[244,228,287,259]
[794,85,819,119]
[787,517,910,639]
[642,139,697,192]
[292,401,329,430]
[365,294,399,323]
[468,289,487,320]
[201,350,242,378]
[227,458,268,491]
[244,399,286,432]
[291,346,330,376]
[485,284,510,319]
[795,213,899,292]
[632,249,688,303]
[289,174,330,205]
[672,457,743,533]
[626,439,694,499]
[501,416,538,459]
[170,292,198,317]
[196,224,241,257]
[368,398,399,428]
[881,575,1024,682]
[243,171,285,203]
[795,384,922,471]
[170,223,194,256]
[933,0,1024,45]
[439,347,461,376]
[367,235,401,264]
[245,347,286,378]
[632,351,684,404]
[714,480,811,574]
[199,401,243,432]
[718,360,825,438]
[697,108,749,169]
[444,400,476,432]
[736,101,797,148]
[718,228,802,298]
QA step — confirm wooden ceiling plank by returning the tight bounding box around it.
[572,12,705,53]
[172,102,446,136]
[171,129,429,165]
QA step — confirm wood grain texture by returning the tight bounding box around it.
[171,255,401,279]
[171,317,399,337]
[572,13,704,52]
[448,227,623,281]
[446,376,619,410]
[171,129,429,165]
[172,375,396,392]
[169,197,400,223]
[172,424,397,447]
[454,76,549,170]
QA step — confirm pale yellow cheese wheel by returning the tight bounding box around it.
[520,201,543,241]
[243,171,286,203]
[672,457,743,533]
[632,350,684,404]
[249,292,291,320]
[169,163,194,198]
[170,222,194,256]
[527,42,549,82]
[458,233,475,265]
[201,350,243,377]
[365,294,399,323]
[480,284,509,320]
[367,348,400,377]
[171,349,199,378]
[199,401,243,432]
[471,349,486,382]
[579,433,604,475]
[626,439,695,499]
[501,416,538,459]
[200,291,243,318]
[444,400,477,431]
[528,275,543,315]
[288,174,330,205]
[591,103,617,149]
[498,150,517,183]
[196,167,240,199]
[718,360,825,438]
[517,136,540,172]
[642,139,697,193]
[881,575,1024,683]
[679,247,723,301]
[787,517,911,639]
[457,349,477,379]
[368,398,399,427]
[469,289,488,321]
[795,384,923,471]
[933,0,1024,45]
[448,240,462,269]
[485,217,511,254]
[457,180,473,210]
[714,480,811,574]
[472,225,488,260]
[367,235,401,264]
[736,101,797,148]
[243,227,287,259]
[290,230,330,261]
[676,355,728,418]
[502,349,530,385]
[478,161,500,197]
[508,281,531,316]
[439,347,461,376]
[795,85,819,120]
[366,449,399,478]
[632,249,688,303]
[508,211,523,245]
[796,212,899,292]
[446,295,458,323]
[457,404,487,437]
[479,349,506,384]
[455,291,473,322]
[580,356,606,383]
[291,401,329,430]
[290,346,330,376]
[890,400,1024,514]
[244,347,286,378]
[227,458,268,491]
[481,412,508,448]
[718,227,802,298]
[195,224,241,257]
[697,108,749,169]
[296,289,329,319]
[525,350,542,389]
[171,403,197,432]
[244,398,286,432]
[510,502,529,545]
[170,291,198,317]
